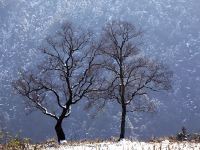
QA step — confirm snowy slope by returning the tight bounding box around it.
[0,0,200,141]
[43,140,200,150]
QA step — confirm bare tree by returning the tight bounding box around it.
[96,21,173,140]
[13,22,99,143]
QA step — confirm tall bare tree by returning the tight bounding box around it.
[13,22,99,143]
[96,21,173,140]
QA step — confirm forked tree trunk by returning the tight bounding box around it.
[55,120,65,143]
[119,104,126,140]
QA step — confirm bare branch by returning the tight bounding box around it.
[95,20,172,114]
[13,21,99,124]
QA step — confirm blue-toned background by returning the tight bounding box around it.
[0,0,200,142]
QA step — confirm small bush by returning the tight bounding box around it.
[0,130,31,150]
[176,127,188,141]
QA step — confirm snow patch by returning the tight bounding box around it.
[44,140,200,150]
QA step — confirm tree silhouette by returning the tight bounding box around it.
[13,22,100,143]
[96,20,173,140]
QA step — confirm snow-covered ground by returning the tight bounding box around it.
[43,140,200,150]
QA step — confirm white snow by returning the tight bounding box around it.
[44,140,200,150]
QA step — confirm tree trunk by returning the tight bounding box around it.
[55,120,65,143]
[119,104,126,140]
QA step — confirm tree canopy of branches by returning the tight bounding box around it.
[13,22,99,143]
[13,20,173,142]
[96,21,173,140]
